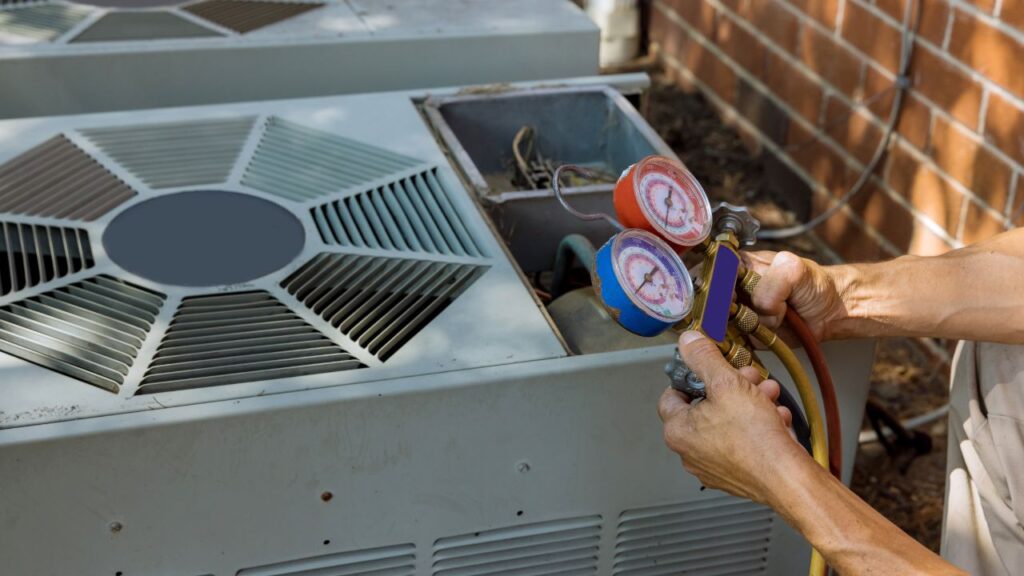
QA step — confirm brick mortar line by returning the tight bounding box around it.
[654,0,996,237]
[661,49,952,256]
[844,0,1024,105]
[941,4,955,50]
[955,192,971,240]
[1006,172,1019,219]
[662,0,1020,220]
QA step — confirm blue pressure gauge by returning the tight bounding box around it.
[594,229,694,337]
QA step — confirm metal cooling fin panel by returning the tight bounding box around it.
[283,253,488,362]
[243,117,422,202]
[311,168,484,257]
[432,516,602,576]
[184,0,324,34]
[0,275,164,393]
[0,135,136,220]
[0,222,93,297]
[238,543,415,576]
[80,118,254,188]
[613,497,773,575]
[137,291,364,394]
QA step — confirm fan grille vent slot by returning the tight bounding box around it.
[0,222,93,296]
[238,543,415,576]
[613,497,773,575]
[0,4,92,41]
[184,0,324,34]
[243,117,422,202]
[432,515,602,576]
[80,118,254,189]
[311,168,483,257]
[283,253,487,361]
[0,136,136,220]
[71,12,221,43]
[138,291,363,394]
[0,275,164,393]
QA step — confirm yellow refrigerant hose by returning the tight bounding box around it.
[752,324,829,576]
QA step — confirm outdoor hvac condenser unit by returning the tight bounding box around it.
[0,77,874,576]
[0,0,598,119]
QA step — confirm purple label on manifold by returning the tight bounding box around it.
[701,246,740,342]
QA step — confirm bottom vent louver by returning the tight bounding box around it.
[283,253,487,361]
[0,275,164,393]
[237,543,415,576]
[432,516,602,576]
[137,291,363,394]
[614,497,773,575]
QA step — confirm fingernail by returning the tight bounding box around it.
[679,331,703,345]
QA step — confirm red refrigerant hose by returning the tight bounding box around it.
[785,308,842,480]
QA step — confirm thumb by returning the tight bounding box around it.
[678,331,738,400]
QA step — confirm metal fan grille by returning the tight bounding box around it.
[0,275,164,392]
[0,222,93,296]
[0,136,136,220]
[0,114,496,398]
[184,0,324,34]
[243,117,422,202]
[283,253,487,361]
[433,516,602,576]
[311,168,483,257]
[138,291,364,394]
[613,497,773,575]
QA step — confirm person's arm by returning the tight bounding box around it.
[744,227,1024,343]
[660,332,967,575]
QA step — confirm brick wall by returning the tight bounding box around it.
[648,0,1023,261]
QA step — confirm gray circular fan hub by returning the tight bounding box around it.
[104,190,304,287]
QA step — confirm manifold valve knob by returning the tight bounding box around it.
[728,344,753,369]
[734,305,759,334]
[665,350,706,399]
[741,269,761,296]
[712,202,760,247]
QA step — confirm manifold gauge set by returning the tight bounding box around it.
[557,154,736,340]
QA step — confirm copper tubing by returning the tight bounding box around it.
[785,308,843,480]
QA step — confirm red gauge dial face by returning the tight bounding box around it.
[612,230,693,321]
[635,161,712,246]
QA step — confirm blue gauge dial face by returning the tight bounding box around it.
[611,230,693,322]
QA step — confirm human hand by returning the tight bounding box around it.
[659,331,805,505]
[740,251,847,341]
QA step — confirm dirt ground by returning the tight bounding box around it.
[643,77,951,552]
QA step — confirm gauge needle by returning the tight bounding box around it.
[663,192,673,228]
[635,268,656,294]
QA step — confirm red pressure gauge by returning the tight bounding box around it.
[613,156,712,252]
